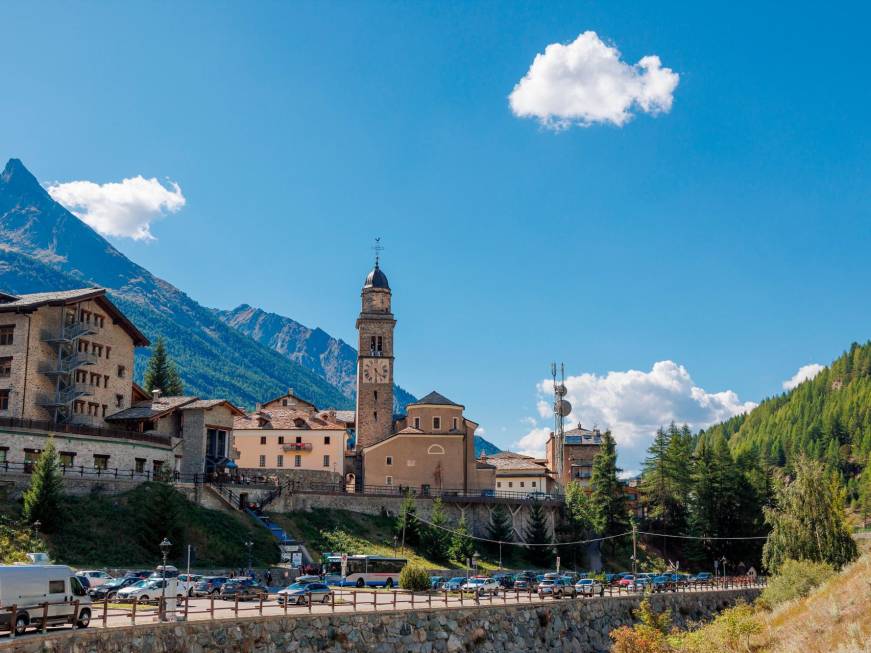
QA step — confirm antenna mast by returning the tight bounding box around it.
[552,362,570,486]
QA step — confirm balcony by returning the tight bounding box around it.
[38,352,99,376]
[40,321,98,344]
[282,442,313,452]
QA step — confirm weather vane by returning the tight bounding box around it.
[373,236,383,267]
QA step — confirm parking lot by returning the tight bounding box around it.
[1,578,766,642]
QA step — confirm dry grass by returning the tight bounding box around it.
[753,541,871,653]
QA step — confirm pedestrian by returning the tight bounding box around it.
[266,569,273,586]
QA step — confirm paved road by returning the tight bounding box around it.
[0,584,763,643]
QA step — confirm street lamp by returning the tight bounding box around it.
[471,552,480,576]
[393,535,398,556]
[245,540,254,577]
[32,520,41,537]
[159,538,172,621]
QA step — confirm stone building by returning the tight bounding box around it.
[0,288,148,424]
[232,407,349,481]
[546,424,603,488]
[351,258,492,492]
[483,451,554,494]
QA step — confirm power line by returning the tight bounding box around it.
[637,531,768,541]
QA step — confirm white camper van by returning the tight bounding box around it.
[0,565,91,636]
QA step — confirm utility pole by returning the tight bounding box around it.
[631,522,638,577]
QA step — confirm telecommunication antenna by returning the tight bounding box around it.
[551,362,571,485]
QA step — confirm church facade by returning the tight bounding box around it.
[354,258,493,493]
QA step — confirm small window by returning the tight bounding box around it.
[295,436,302,444]
[260,436,267,445]
[294,455,301,467]
[385,476,393,486]
[413,417,420,429]
[374,390,378,401]
[153,460,163,475]
[324,436,331,445]
[104,375,109,387]
[277,455,284,468]
[115,394,124,408]
[0,389,9,411]
[259,455,266,468]
[497,481,502,488]
[117,365,126,378]
[93,455,110,470]
[278,436,284,444]
[508,482,513,488]
[386,456,393,466]
[432,417,441,430]
[0,447,7,463]
[49,580,65,593]
[282,399,288,406]
[102,404,107,417]
[532,481,537,488]
[323,455,330,468]
[520,481,525,487]
[0,357,11,378]
[60,452,76,467]
[373,411,378,421]
[0,325,13,346]
[452,417,458,430]
[135,458,146,473]
[106,346,111,359]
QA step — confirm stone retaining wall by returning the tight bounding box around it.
[3,588,760,653]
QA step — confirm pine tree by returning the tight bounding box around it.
[561,481,595,569]
[590,431,629,555]
[762,456,858,572]
[421,498,451,562]
[524,502,553,568]
[485,504,514,563]
[22,440,65,533]
[449,513,475,564]
[395,491,420,547]
[640,426,675,530]
[133,479,183,559]
[143,337,184,396]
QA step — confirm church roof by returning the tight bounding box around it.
[364,264,390,289]
[408,391,463,408]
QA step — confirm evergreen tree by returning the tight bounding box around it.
[143,337,184,396]
[133,479,183,559]
[561,481,595,569]
[21,439,64,533]
[589,431,629,556]
[421,498,451,562]
[859,466,871,529]
[640,426,678,531]
[485,504,514,562]
[449,513,475,564]
[524,502,553,568]
[762,456,858,572]
[395,491,420,547]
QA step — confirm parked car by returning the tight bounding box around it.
[575,578,604,597]
[123,570,153,580]
[117,579,170,602]
[148,565,179,579]
[616,575,636,589]
[76,570,113,587]
[526,491,554,501]
[693,572,713,584]
[0,565,92,636]
[537,578,576,599]
[430,576,447,590]
[461,577,500,597]
[193,576,229,597]
[651,575,675,592]
[177,574,203,597]
[443,577,466,592]
[89,576,142,600]
[513,578,530,591]
[220,578,269,601]
[277,582,333,605]
[492,573,515,589]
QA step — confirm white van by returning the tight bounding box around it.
[0,565,91,636]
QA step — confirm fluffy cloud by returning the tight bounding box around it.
[782,363,825,390]
[508,31,680,130]
[512,361,756,459]
[47,175,186,241]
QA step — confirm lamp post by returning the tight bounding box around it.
[472,552,480,576]
[393,535,398,557]
[245,540,254,577]
[32,520,41,538]
[159,538,172,621]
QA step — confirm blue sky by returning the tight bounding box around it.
[3,1,870,472]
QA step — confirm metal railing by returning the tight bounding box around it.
[0,576,767,639]
[292,481,566,503]
[0,416,172,446]
[0,459,203,483]
[40,320,98,344]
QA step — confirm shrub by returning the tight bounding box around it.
[610,624,671,653]
[399,564,431,591]
[674,602,761,652]
[758,558,835,610]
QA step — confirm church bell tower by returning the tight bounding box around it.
[355,245,396,450]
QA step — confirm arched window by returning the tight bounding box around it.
[427,444,445,455]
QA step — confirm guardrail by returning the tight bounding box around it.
[0,577,766,638]
[0,460,203,484]
[292,481,566,503]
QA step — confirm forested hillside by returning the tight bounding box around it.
[699,341,871,482]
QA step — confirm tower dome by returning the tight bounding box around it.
[364,264,389,290]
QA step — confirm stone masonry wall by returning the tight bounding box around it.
[3,588,760,653]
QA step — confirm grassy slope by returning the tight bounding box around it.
[271,509,499,571]
[754,540,871,652]
[6,484,279,568]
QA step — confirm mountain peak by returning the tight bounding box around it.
[1,158,50,200]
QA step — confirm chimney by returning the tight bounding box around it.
[255,403,262,412]
[287,388,294,396]
[152,388,162,402]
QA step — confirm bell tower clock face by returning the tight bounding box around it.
[361,358,390,383]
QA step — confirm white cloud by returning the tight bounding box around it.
[47,175,186,241]
[782,363,825,390]
[512,360,755,459]
[508,31,679,130]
